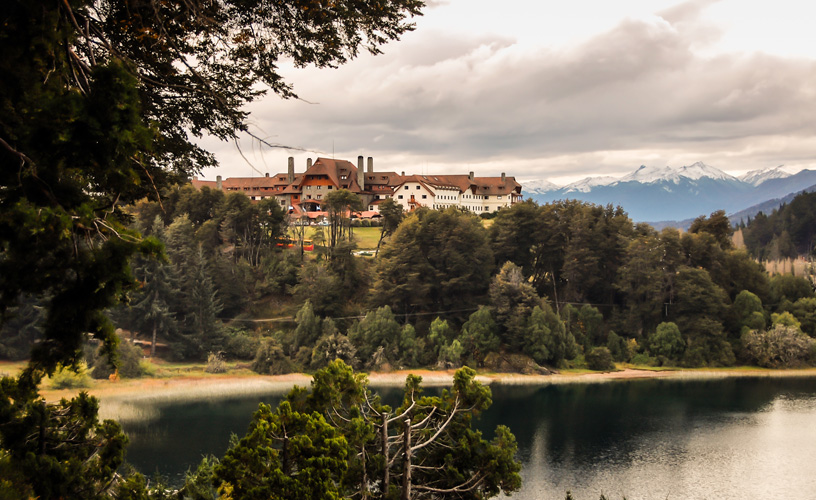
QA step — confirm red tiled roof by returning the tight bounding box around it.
[191,179,218,190]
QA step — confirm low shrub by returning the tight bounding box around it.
[49,363,92,389]
[585,347,615,371]
[90,339,146,379]
[742,324,815,368]
[223,329,260,360]
[205,352,228,374]
[629,353,658,367]
[252,338,295,375]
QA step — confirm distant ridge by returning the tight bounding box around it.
[522,163,816,223]
[729,183,816,225]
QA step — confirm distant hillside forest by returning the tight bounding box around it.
[3,185,816,372]
[740,190,816,261]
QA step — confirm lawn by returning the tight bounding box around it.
[291,226,383,251]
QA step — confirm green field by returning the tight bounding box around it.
[291,226,383,251]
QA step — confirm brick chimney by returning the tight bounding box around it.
[367,157,374,173]
[216,175,222,190]
[501,172,506,182]
[468,171,474,181]
[307,158,313,169]
[357,155,365,190]
[265,172,269,178]
[287,157,294,183]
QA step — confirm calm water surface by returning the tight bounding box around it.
[121,377,816,499]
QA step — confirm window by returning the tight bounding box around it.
[316,195,322,199]
[416,186,420,190]
[404,186,409,190]
[498,195,502,200]
[341,175,347,180]
[398,195,403,199]
[316,186,321,190]
[328,185,333,189]
[369,205,374,210]
[422,195,427,199]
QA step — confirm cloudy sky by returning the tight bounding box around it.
[199,0,816,185]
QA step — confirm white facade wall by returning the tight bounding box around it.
[392,182,435,210]
[388,181,519,213]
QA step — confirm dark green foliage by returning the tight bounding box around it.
[791,298,816,337]
[176,455,220,500]
[525,304,578,366]
[214,401,348,500]
[281,360,522,500]
[769,274,814,308]
[223,328,262,360]
[375,198,405,257]
[293,300,322,354]
[605,332,630,362]
[0,294,45,361]
[293,262,344,317]
[616,233,672,336]
[732,290,766,335]
[1,0,421,372]
[348,306,402,368]
[459,307,501,367]
[0,376,128,499]
[742,191,816,259]
[252,338,295,375]
[648,322,686,362]
[491,200,633,308]
[371,208,494,322]
[311,331,359,371]
[585,347,615,371]
[90,339,146,379]
[689,210,732,249]
[672,267,735,367]
[490,262,542,350]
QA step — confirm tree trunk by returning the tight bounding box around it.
[151,323,157,357]
[382,416,390,494]
[401,418,411,500]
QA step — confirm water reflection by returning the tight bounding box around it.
[120,377,816,499]
[482,377,816,499]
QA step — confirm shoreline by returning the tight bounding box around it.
[21,365,816,421]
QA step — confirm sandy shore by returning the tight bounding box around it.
[29,366,816,422]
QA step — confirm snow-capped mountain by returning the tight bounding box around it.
[738,166,791,186]
[616,162,736,184]
[563,176,617,193]
[520,162,816,223]
[522,179,561,194]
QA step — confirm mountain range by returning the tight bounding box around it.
[522,162,816,224]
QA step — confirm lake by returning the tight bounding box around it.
[120,375,816,499]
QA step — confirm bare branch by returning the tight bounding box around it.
[410,396,459,453]
[413,473,486,494]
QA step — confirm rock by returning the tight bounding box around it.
[482,352,554,375]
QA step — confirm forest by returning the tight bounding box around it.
[740,190,816,261]
[6,184,814,376]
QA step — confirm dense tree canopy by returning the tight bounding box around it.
[742,191,816,260]
[1,0,425,495]
[371,208,494,324]
[1,0,423,375]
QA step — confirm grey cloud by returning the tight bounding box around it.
[214,1,816,180]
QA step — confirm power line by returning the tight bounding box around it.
[219,306,481,324]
